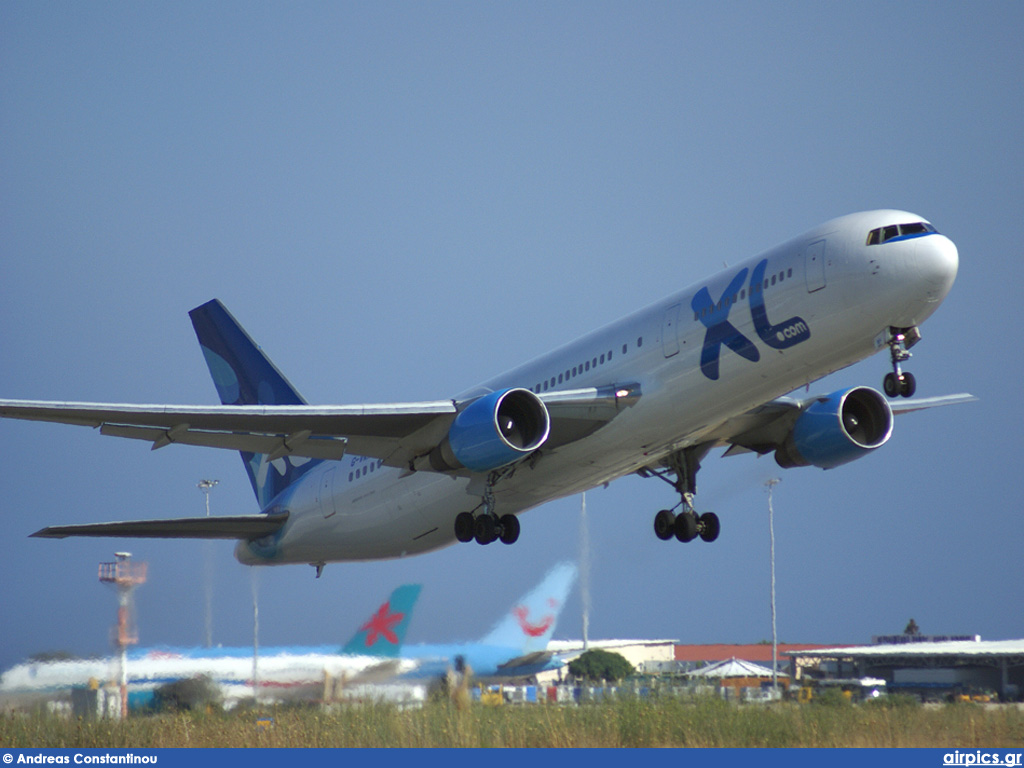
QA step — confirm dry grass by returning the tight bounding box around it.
[2,697,1023,749]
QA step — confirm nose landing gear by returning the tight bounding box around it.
[883,326,921,398]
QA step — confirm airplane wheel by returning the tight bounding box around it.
[674,512,698,543]
[653,509,676,541]
[474,515,497,545]
[698,512,720,543]
[883,373,899,398]
[499,514,520,545]
[454,512,475,543]
[900,371,917,398]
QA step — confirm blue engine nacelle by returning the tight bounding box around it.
[429,388,551,473]
[774,386,893,470]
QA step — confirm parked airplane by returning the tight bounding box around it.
[397,561,576,681]
[0,210,973,571]
[0,584,421,709]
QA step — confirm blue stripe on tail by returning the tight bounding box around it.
[189,299,322,508]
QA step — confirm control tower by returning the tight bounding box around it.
[99,552,147,718]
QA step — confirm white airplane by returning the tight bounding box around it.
[0,585,422,710]
[0,210,973,572]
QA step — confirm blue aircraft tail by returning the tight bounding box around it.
[189,299,321,508]
[480,562,577,654]
[341,584,422,658]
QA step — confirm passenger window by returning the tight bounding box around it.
[771,275,777,286]
[622,344,628,354]
[600,354,605,365]
[787,268,793,278]
[637,337,643,348]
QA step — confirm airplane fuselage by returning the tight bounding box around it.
[237,210,958,565]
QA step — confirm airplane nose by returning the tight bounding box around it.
[916,234,959,302]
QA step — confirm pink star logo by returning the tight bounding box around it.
[358,601,404,647]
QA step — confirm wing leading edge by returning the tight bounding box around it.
[0,384,640,471]
[712,391,978,458]
[30,512,289,540]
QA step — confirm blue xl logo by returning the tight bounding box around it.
[691,259,811,380]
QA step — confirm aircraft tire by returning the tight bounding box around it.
[454,512,475,543]
[884,373,899,398]
[675,512,698,543]
[499,514,520,545]
[474,514,497,545]
[698,512,720,543]
[900,371,917,398]
[654,509,676,540]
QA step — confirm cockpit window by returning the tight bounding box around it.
[866,221,938,245]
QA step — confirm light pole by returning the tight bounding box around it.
[198,479,218,648]
[765,478,780,693]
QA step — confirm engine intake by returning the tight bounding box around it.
[430,388,551,473]
[775,386,893,469]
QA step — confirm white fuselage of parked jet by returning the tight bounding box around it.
[239,209,958,565]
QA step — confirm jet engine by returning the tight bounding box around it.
[774,386,893,469]
[429,388,551,473]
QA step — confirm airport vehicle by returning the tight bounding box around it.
[0,210,973,570]
[796,677,887,703]
[0,585,420,709]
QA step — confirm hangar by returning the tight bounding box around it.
[788,639,1024,702]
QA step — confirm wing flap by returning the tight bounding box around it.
[0,399,457,465]
[31,512,289,540]
[99,423,351,461]
[0,387,641,470]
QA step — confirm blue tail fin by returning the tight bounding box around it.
[189,299,321,508]
[341,584,422,658]
[480,562,577,653]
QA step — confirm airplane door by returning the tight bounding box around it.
[805,239,827,292]
[318,468,337,518]
[662,303,681,358]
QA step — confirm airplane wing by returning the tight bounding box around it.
[30,512,289,540]
[0,384,640,471]
[713,391,978,458]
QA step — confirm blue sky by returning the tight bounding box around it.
[2,2,1022,673]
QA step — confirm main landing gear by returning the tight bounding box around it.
[454,470,521,546]
[883,326,920,398]
[639,447,721,544]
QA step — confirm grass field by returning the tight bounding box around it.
[3,697,1024,748]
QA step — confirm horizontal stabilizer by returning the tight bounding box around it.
[31,513,289,540]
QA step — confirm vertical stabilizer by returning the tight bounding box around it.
[342,584,422,658]
[480,562,577,653]
[189,299,321,508]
